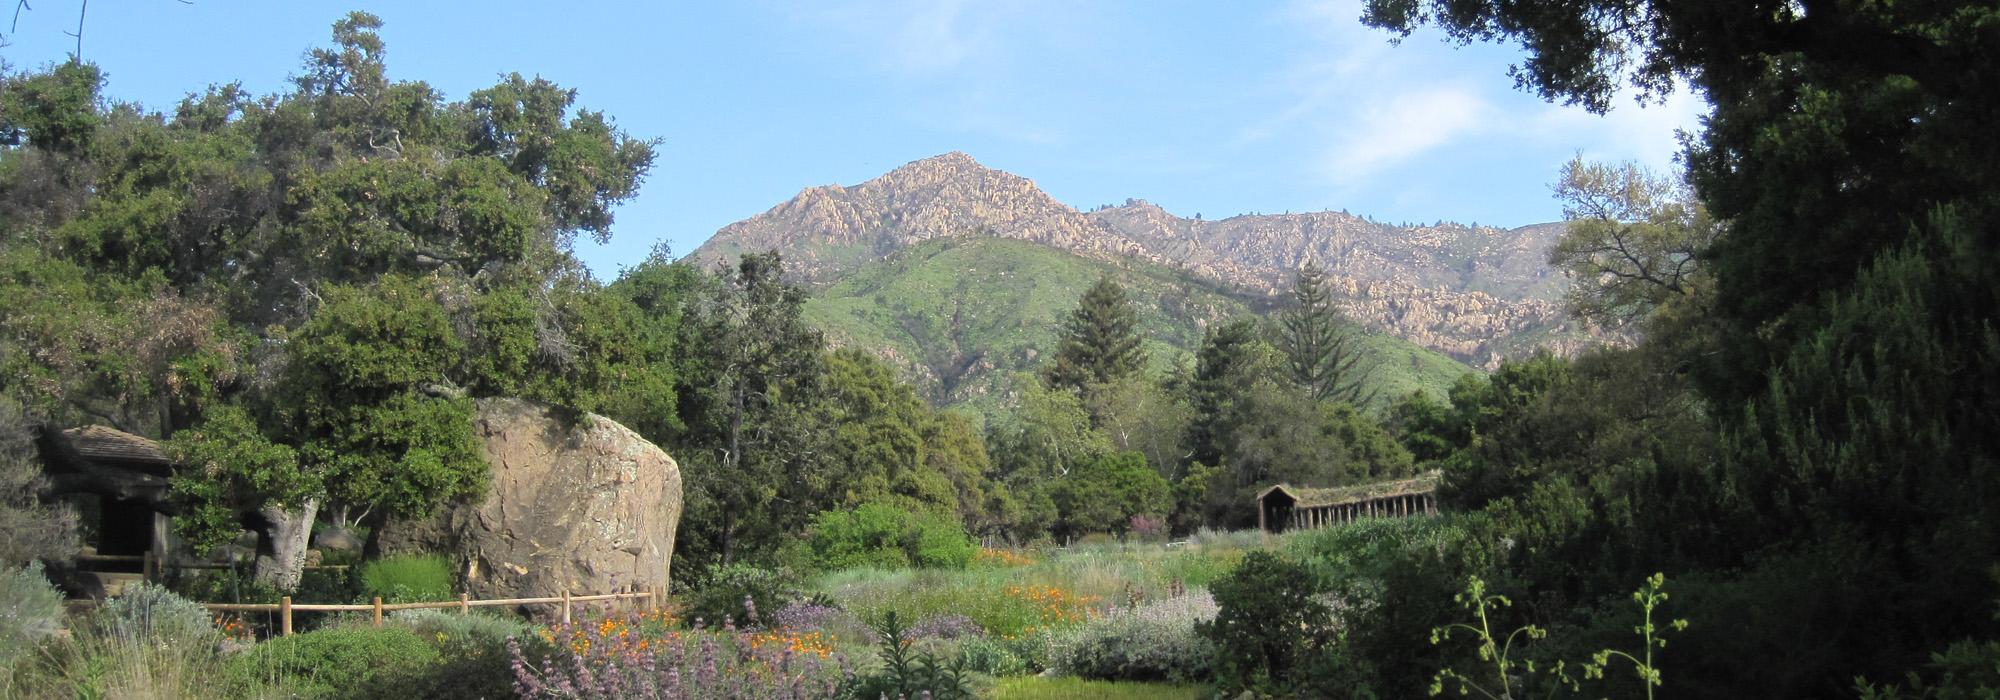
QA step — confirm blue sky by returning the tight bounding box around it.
[3,1,1705,279]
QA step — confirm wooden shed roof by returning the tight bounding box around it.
[1257,470,1441,509]
[60,425,171,465]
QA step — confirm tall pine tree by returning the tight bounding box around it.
[1278,261,1374,406]
[1042,277,1146,393]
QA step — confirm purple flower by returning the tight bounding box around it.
[906,613,983,641]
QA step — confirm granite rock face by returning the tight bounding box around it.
[380,398,682,599]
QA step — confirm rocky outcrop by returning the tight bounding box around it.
[378,398,682,600]
[691,152,1607,368]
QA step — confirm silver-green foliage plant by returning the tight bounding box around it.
[0,563,64,670]
[1430,573,1685,699]
[1049,590,1218,683]
[94,580,218,647]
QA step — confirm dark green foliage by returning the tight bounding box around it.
[1286,515,1504,694]
[683,563,799,628]
[670,252,827,569]
[1280,260,1375,405]
[1042,277,1146,394]
[1185,319,1259,471]
[803,503,978,571]
[0,61,101,154]
[1199,551,1333,696]
[225,627,442,699]
[1858,640,2000,700]
[1183,320,1417,529]
[846,611,978,700]
[1048,451,1171,539]
[0,14,663,590]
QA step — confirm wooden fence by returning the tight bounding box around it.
[204,587,664,636]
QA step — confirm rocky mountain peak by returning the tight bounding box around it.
[691,156,1599,368]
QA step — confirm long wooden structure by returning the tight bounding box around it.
[1256,471,1442,533]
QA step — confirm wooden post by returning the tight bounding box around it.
[560,589,572,627]
[280,596,293,636]
[372,597,384,627]
[459,592,471,616]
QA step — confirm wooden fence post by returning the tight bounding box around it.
[560,589,572,627]
[280,596,293,636]
[372,597,384,627]
[459,592,470,616]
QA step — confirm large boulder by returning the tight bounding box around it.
[378,398,682,600]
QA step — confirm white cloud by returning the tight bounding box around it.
[1526,87,1708,170]
[1322,87,1489,184]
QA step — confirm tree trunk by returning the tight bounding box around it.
[254,498,319,593]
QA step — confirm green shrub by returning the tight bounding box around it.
[1284,513,1503,693]
[685,562,798,628]
[957,636,1029,676]
[1050,591,1217,683]
[1198,551,1332,696]
[357,554,454,603]
[226,626,442,699]
[388,609,550,699]
[1858,640,2000,700]
[0,563,64,670]
[94,580,217,647]
[805,502,977,572]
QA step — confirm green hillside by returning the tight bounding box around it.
[803,236,1472,423]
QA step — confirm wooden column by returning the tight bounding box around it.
[280,596,294,636]
[373,597,385,627]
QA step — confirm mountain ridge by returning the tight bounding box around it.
[692,152,1598,368]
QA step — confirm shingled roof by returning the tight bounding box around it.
[1257,470,1442,509]
[60,425,171,465]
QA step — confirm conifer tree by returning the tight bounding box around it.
[1279,261,1375,406]
[1042,277,1146,393]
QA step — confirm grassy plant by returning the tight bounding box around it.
[357,554,454,603]
[226,626,442,699]
[17,625,233,699]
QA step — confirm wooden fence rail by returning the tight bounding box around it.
[204,587,662,636]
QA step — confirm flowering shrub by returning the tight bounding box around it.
[1128,514,1168,542]
[1002,584,1101,634]
[972,547,1036,568]
[510,613,853,699]
[907,613,983,641]
[770,601,873,645]
[1049,591,1218,683]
